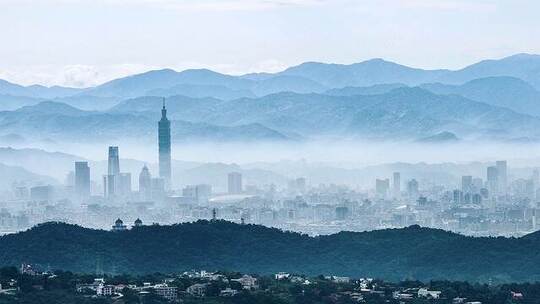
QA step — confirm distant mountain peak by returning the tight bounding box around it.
[16,100,85,115]
[503,53,540,60]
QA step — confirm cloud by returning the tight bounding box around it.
[2,0,329,11]
[394,0,497,12]
[126,0,328,11]
[0,60,292,87]
[0,64,161,88]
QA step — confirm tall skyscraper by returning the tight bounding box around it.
[487,166,498,195]
[392,172,401,197]
[105,146,120,198]
[407,179,419,199]
[74,161,90,201]
[375,178,390,198]
[108,146,120,176]
[496,160,507,193]
[139,165,152,201]
[472,177,483,193]
[118,173,132,196]
[158,100,172,190]
[461,176,473,193]
[103,174,117,198]
[228,172,243,194]
[533,168,540,189]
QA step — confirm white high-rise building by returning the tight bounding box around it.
[228,172,243,194]
[487,166,498,195]
[392,172,401,198]
[461,176,473,193]
[496,160,507,194]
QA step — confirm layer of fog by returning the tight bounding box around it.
[1,139,540,193]
[19,139,540,168]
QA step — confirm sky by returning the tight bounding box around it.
[0,0,539,87]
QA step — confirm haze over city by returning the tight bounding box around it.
[3,1,540,303]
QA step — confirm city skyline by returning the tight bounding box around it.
[3,1,540,301]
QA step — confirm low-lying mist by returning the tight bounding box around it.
[16,139,540,167]
[1,139,540,192]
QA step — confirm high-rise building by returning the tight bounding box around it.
[183,184,212,204]
[103,174,116,198]
[108,146,120,176]
[139,165,152,201]
[533,168,540,189]
[525,179,535,200]
[151,177,165,200]
[375,178,390,198]
[158,100,172,190]
[407,179,419,199]
[472,193,482,204]
[74,161,90,201]
[104,146,120,199]
[453,189,463,204]
[472,177,483,193]
[496,160,507,193]
[228,172,243,194]
[118,173,132,196]
[392,172,401,197]
[30,185,53,202]
[461,176,473,193]
[487,166,498,195]
[138,165,152,201]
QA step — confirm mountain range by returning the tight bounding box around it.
[2,220,540,283]
[1,53,540,141]
[0,162,57,191]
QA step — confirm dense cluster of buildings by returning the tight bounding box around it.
[4,266,527,304]
[2,155,540,238]
[1,103,540,238]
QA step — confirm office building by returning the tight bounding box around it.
[461,176,473,193]
[228,172,243,194]
[407,179,419,199]
[487,166,498,195]
[105,146,120,198]
[151,177,165,200]
[30,185,53,202]
[103,175,116,198]
[183,184,212,204]
[74,161,90,201]
[118,173,132,196]
[472,177,483,193]
[158,100,172,190]
[139,165,152,200]
[376,178,390,198]
[496,161,507,193]
[108,146,120,176]
[392,172,401,197]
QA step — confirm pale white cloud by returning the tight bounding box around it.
[396,0,497,12]
[130,0,327,11]
[0,64,160,87]
[0,60,292,87]
[1,0,329,11]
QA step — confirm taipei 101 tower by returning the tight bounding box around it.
[158,99,171,190]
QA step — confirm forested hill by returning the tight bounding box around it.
[1,220,539,283]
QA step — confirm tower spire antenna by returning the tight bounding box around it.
[162,97,166,109]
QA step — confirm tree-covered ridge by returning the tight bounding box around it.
[0,221,539,283]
